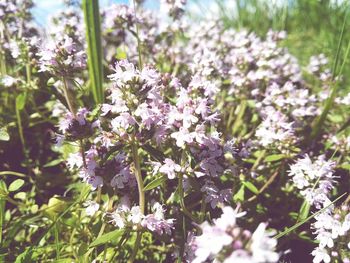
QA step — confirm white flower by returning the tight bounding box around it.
[171,127,194,148]
[159,158,181,179]
[251,223,279,262]
[1,75,16,87]
[316,230,334,248]
[67,153,83,170]
[85,201,99,216]
[128,206,143,224]
[109,210,125,228]
[214,206,246,231]
[311,247,331,263]
[193,222,233,263]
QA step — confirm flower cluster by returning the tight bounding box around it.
[311,205,350,263]
[108,198,174,236]
[190,206,279,263]
[38,35,86,77]
[288,155,336,209]
[255,106,296,150]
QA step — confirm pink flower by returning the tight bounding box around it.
[171,127,194,148]
[159,158,181,179]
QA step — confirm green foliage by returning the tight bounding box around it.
[82,0,104,104]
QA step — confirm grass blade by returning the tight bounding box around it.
[0,198,5,245]
[311,12,349,139]
[274,192,347,239]
[82,0,104,104]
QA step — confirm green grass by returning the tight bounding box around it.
[82,0,104,105]
[214,0,350,87]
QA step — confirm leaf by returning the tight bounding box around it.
[16,93,27,111]
[144,176,166,191]
[0,180,8,198]
[298,200,311,221]
[8,179,24,192]
[242,181,259,195]
[115,46,127,60]
[265,154,286,162]
[340,163,350,170]
[89,229,124,247]
[43,159,63,168]
[33,185,90,246]
[0,127,9,141]
[15,247,33,263]
[233,185,245,202]
[83,0,104,104]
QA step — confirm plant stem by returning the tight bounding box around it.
[62,77,76,116]
[128,139,145,263]
[131,141,145,214]
[178,173,200,224]
[252,149,266,171]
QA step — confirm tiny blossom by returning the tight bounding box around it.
[255,107,296,148]
[288,155,336,208]
[311,206,350,263]
[201,181,232,208]
[171,127,194,148]
[192,206,279,263]
[159,158,181,179]
[38,35,86,77]
[84,201,100,216]
[66,152,83,170]
[1,75,17,87]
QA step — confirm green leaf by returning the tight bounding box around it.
[340,163,350,170]
[0,180,8,198]
[0,127,9,141]
[15,247,33,263]
[16,93,27,111]
[298,200,311,221]
[144,176,166,191]
[83,0,104,104]
[265,154,286,162]
[33,185,90,246]
[242,181,259,195]
[8,179,25,192]
[115,46,127,60]
[89,229,124,247]
[43,159,63,168]
[233,185,245,202]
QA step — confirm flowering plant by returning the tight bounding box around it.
[0,1,349,263]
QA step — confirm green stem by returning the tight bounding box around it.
[252,149,266,171]
[62,77,76,116]
[232,99,247,136]
[26,63,31,85]
[15,104,26,158]
[54,223,60,259]
[128,139,145,263]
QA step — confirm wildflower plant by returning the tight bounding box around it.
[0,1,349,263]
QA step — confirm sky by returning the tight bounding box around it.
[31,0,159,26]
